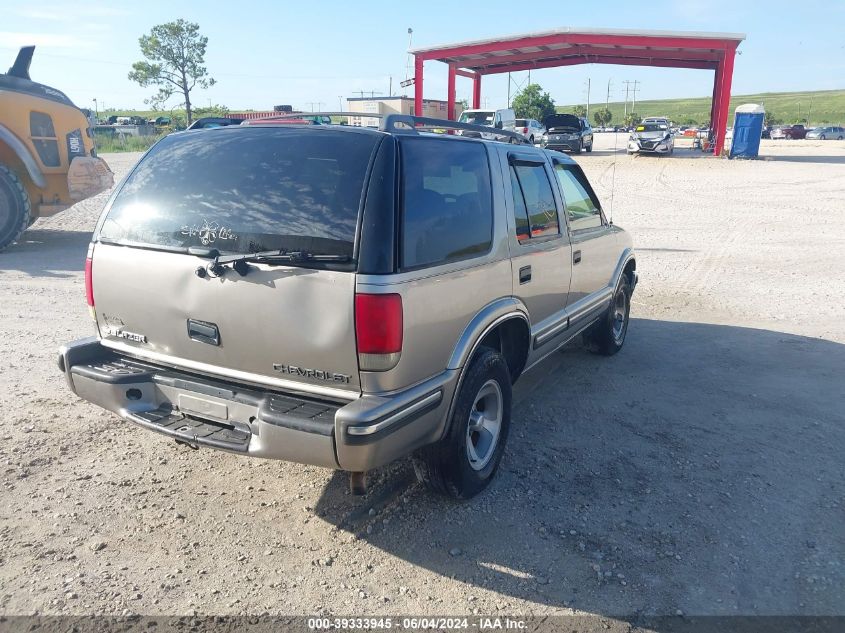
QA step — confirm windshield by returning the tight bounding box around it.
[98,127,380,257]
[459,111,494,125]
[636,123,669,133]
[543,114,580,130]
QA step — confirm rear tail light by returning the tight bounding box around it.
[522,127,528,134]
[355,293,402,371]
[84,243,95,319]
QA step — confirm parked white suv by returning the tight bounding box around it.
[515,118,546,144]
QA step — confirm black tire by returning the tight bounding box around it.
[528,135,534,145]
[584,274,632,356]
[413,349,512,499]
[0,164,31,252]
[820,135,826,140]
[586,140,593,152]
[577,139,583,153]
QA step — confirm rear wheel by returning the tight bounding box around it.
[528,135,534,145]
[0,164,31,252]
[413,349,512,499]
[820,135,826,140]
[586,140,593,152]
[584,274,632,356]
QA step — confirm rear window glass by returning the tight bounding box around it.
[400,138,492,269]
[99,128,380,257]
[510,162,559,241]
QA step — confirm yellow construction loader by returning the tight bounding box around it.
[0,46,113,251]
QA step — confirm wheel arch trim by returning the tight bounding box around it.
[612,248,637,289]
[447,297,530,371]
[0,124,47,189]
[438,299,530,443]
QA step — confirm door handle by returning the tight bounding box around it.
[519,265,532,284]
[573,250,582,264]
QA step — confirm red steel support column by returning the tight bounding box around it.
[414,56,424,116]
[709,64,722,134]
[447,64,457,120]
[472,74,482,109]
[713,48,735,155]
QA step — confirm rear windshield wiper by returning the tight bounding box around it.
[191,247,350,277]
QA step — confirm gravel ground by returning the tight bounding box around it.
[1,136,843,619]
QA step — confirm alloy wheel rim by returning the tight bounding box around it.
[466,380,503,471]
[611,289,628,344]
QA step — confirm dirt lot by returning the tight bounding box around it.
[1,136,843,619]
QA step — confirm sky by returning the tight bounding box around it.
[3,0,844,114]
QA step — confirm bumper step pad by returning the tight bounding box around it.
[126,407,251,452]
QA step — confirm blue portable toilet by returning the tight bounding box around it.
[730,103,765,159]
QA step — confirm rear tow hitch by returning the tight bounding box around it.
[174,437,199,450]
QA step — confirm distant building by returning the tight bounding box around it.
[347,96,461,127]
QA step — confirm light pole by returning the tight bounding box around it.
[93,98,98,122]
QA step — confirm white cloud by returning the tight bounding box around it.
[0,32,98,50]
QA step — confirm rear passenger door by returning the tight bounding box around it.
[552,159,618,310]
[503,149,572,349]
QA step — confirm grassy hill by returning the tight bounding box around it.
[558,89,845,126]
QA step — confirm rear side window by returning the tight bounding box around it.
[400,138,492,269]
[554,163,603,231]
[99,128,380,258]
[509,161,560,242]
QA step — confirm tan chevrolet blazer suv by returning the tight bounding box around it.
[58,114,637,499]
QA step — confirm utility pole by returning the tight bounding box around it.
[585,78,591,121]
[631,80,640,113]
[605,79,612,109]
[307,102,324,112]
[338,95,343,110]
[389,76,393,97]
[507,72,511,107]
[404,28,413,96]
[623,80,640,119]
[623,82,630,118]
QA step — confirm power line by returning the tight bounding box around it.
[622,80,640,117]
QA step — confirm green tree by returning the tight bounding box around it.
[128,19,216,124]
[193,103,230,119]
[593,107,612,127]
[764,111,781,126]
[572,105,587,118]
[511,84,556,122]
[624,111,642,127]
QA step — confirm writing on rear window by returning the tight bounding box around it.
[99,128,379,258]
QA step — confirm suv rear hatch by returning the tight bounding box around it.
[90,126,383,398]
[543,114,581,132]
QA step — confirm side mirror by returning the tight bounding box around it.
[495,120,503,129]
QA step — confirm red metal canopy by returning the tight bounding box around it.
[411,27,745,155]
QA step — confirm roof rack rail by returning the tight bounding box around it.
[382,114,531,144]
[252,111,531,145]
